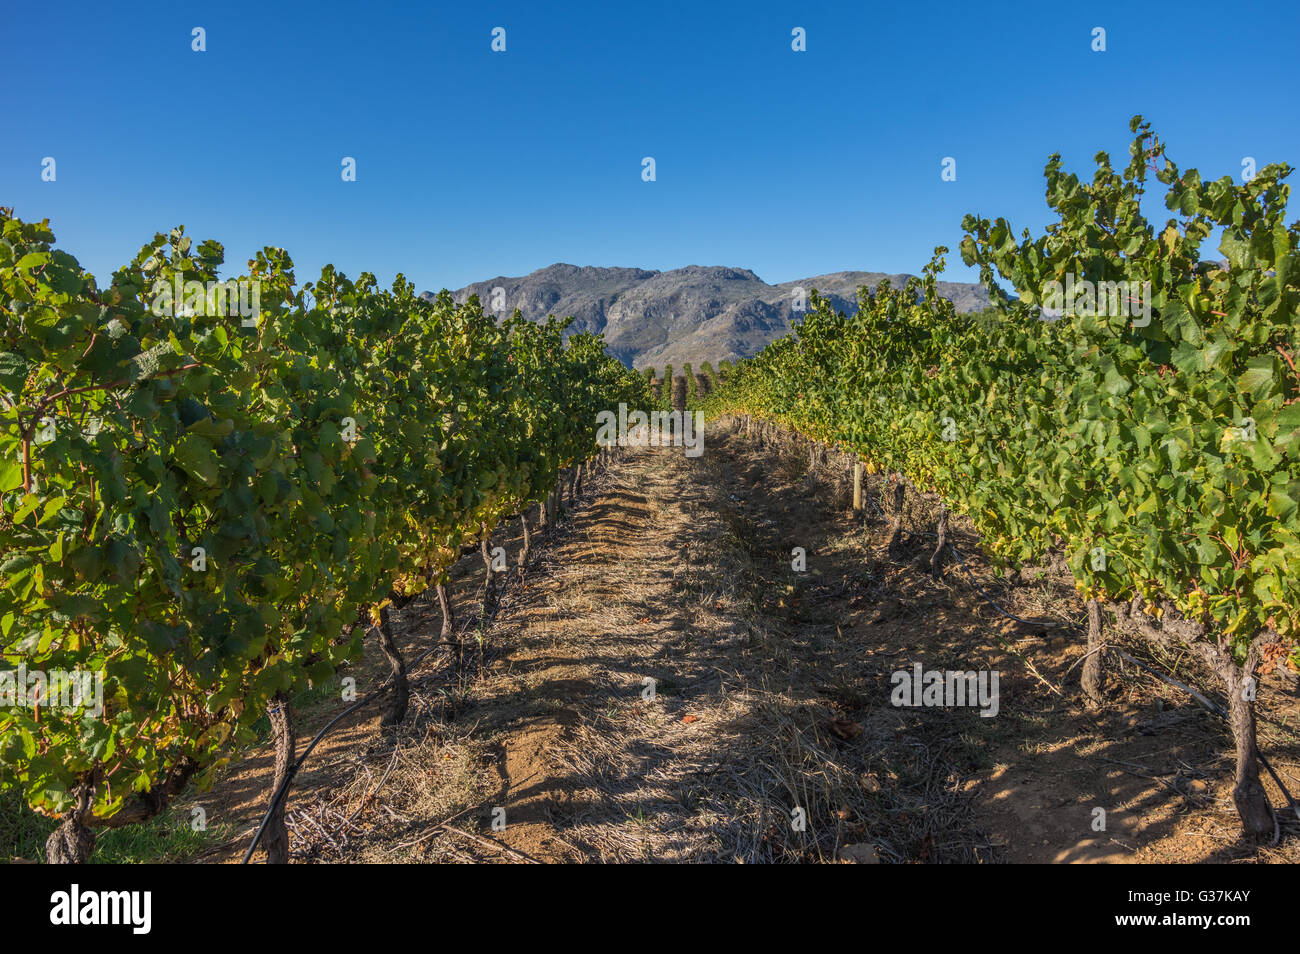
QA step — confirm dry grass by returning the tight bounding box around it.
[197,417,1300,864]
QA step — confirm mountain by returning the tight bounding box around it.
[421,264,992,370]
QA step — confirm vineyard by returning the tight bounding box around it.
[2,117,1299,865]
[702,118,1300,841]
[0,212,649,863]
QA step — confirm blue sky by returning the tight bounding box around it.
[4,0,1298,293]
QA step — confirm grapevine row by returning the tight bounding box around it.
[0,211,651,861]
[703,118,1300,837]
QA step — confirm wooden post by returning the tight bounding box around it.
[852,461,863,511]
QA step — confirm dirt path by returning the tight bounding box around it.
[196,419,1300,864]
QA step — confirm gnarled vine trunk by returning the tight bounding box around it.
[884,473,906,556]
[479,523,499,616]
[1215,653,1273,839]
[518,512,531,568]
[45,783,95,864]
[436,582,454,643]
[264,692,295,864]
[930,504,947,580]
[480,524,493,573]
[375,605,408,727]
[1081,598,1105,704]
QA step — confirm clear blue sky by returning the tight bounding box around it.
[5,0,1298,292]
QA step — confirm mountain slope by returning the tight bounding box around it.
[422,264,991,369]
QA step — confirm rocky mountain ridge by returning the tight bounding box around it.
[422,263,992,368]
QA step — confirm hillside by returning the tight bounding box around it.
[422,264,992,369]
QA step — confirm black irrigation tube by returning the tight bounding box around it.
[240,555,529,865]
[240,634,451,864]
